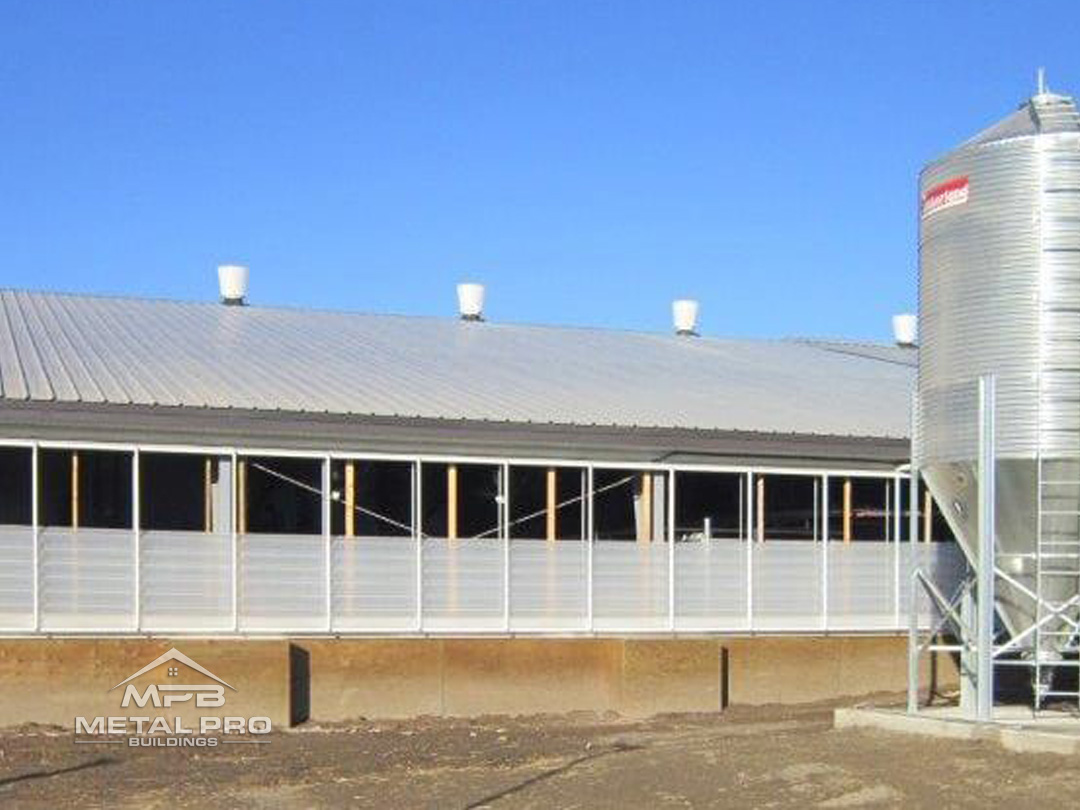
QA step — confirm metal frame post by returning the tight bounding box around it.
[415,460,423,632]
[31,444,39,632]
[323,455,332,632]
[976,374,997,721]
[668,471,676,631]
[587,465,594,632]
[502,462,510,632]
[231,450,239,632]
[746,471,754,629]
[132,448,141,632]
[908,569,919,713]
[822,474,829,630]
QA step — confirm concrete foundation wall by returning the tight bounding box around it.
[0,636,958,728]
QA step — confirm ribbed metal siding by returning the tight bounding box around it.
[140,531,232,631]
[918,138,1041,462]
[918,106,1080,463]
[0,527,33,629]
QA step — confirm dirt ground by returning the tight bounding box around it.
[0,699,1076,809]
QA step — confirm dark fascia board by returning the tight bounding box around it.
[0,401,909,469]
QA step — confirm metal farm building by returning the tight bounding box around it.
[0,287,961,721]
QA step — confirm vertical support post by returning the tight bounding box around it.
[71,450,79,529]
[894,473,903,628]
[639,472,653,543]
[133,449,141,632]
[908,468,920,625]
[755,475,764,543]
[586,466,594,633]
[447,464,458,541]
[237,459,247,535]
[842,477,852,543]
[908,570,919,714]
[415,461,423,632]
[738,475,744,540]
[231,450,239,633]
[344,460,356,538]
[822,475,830,630]
[503,462,510,632]
[977,374,997,722]
[746,471,754,629]
[323,455,332,632]
[923,489,933,543]
[668,471,675,631]
[204,457,213,533]
[31,444,39,632]
[546,467,557,542]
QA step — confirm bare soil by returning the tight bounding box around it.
[0,700,1075,808]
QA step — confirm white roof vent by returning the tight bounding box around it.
[892,313,918,347]
[218,264,249,306]
[673,299,700,336]
[457,282,485,321]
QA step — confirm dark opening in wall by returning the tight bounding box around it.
[330,460,413,537]
[828,477,891,541]
[245,457,322,535]
[898,482,957,543]
[675,472,742,540]
[593,469,667,541]
[0,448,31,526]
[420,462,501,538]
[39,449,132,529]
[508,466,585,540]
[141,453,210,532]
[759,474,816,541]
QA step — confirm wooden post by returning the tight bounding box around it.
[638,473,653,543]
[344,461,356,538]
[204,457,213,533]
[71,451,79,529]
[237,460,247,535]
[545,467,557,542]
[843,478,853,543]
[923,488,933,543]
[755,476,765,542]
[447,464,458,540]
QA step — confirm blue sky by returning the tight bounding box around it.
[1,1,1077,340]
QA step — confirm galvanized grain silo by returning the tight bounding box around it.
[917,82,1080,676]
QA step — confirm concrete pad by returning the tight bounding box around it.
[834,705,1080,755]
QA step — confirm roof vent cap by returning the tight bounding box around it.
[892,313,917,347]
[673,299,700,336]
[457,282,485,321]
[218,264,249,306]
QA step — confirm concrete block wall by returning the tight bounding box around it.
[0,635,958,728]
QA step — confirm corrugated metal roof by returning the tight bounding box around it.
[0,290,915,439]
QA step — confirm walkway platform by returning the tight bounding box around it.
[834,705,1080,755]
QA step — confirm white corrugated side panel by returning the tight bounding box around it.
[827,543,895,630]
[508,540,587,630]
[673,540,748,630]
[332,537,417,631]
[0,526,33,630]
[140,531,232,631]
[421,538,504,630]
[751,541,822,630]
[39,528,136,630]
[592,542,668,630]
[239,534,327,631]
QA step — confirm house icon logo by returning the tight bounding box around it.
[75,647,272,746]
[111,648,236,708]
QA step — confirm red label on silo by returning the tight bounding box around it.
[922,176,969,218]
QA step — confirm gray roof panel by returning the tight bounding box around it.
[0,290,915,439]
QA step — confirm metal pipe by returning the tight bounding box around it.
[976,375,996,722]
